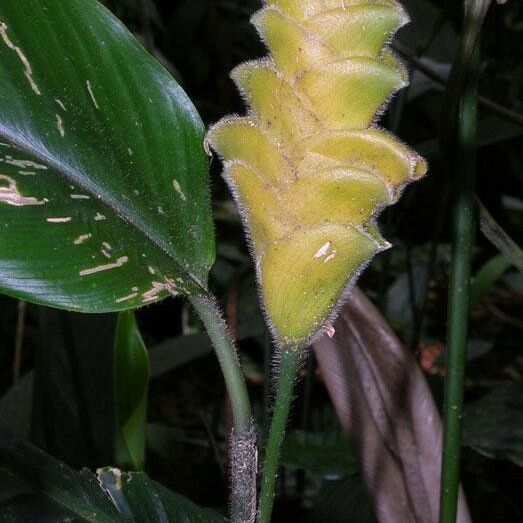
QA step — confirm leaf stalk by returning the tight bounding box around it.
[189,294,255,522]
[257,346,301,523]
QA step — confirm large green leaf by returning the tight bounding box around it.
[0,425,121,522]
[0,425,225,522]
[0,0,214,312]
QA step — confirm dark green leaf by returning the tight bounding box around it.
[31,309,116,469]
[306,476,377,523]
[0,371,33,439]
[463,381,523,466]
[0,425,122,523]
[149,333,212,379]
[0,0,215,312]
[418,116,523,158]
[282,430,359,478]
[114,311,149,471]
[98,468,226,523]
[0,426,224,522]
[469,254,511,309]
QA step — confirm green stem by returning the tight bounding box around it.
[189,294,251,432]
[258,347,301,523]
[190,294,256,523]
[439,2,483,522]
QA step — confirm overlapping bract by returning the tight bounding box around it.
[207,0,427,346]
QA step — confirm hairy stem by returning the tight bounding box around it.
[439,1,484,521]
[190,294,251,431]
[189,294,255,523]
[258,347,301,523]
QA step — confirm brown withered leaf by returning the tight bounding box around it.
[313,287,471,523]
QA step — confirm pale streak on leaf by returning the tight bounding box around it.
[55,114,65,137]
[86,80,100,109]
[115,292,138,303]
[172,179,187,201]
[70,194,90,200]
[79,256,129,276]
[142,278,177,302]
[55,98,67,111]
[1,157,47,170]
[46,217,72,223]
[0,22,41,96]
[73,233,92,245]
[0,174,44,206]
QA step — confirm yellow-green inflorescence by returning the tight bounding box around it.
[206,0,427,347]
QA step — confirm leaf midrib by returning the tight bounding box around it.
[0,122,207,293]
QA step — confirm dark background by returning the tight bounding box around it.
[0,1,522,521]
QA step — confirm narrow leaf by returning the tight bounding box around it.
[0,0,215,312]
[469,254,511,309]
[114,311,149,471]
[478,200,523,272]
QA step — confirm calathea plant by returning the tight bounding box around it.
[0,0,426,522]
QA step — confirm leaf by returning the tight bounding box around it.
[0,425,225,522]
[313,287,472,523]
[418,116,523,159]
[0,425,122,523]
[149,333,212,379]
[306,476,377,523]
[386,264,427,334]
[0,0,215,312]
[478,201,523,273]
[0,371,33,439]
[98,468,226,522]
[463,381,523,466]
[469,254,512,309]
[282,430,359,477]
[205,0,426,345]
[31,309,116,469]
[114,311,149,471]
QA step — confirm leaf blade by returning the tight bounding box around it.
[0,0,215,311]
